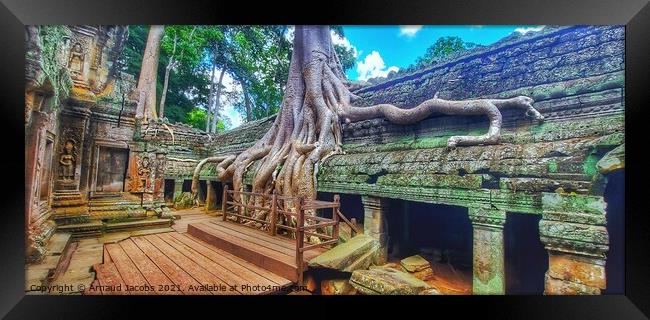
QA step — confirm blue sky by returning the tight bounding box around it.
[338,25,544,81]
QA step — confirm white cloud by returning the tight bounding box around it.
[284,26,294,42]
[399,25,423,37]
[356,51,399,81]
[514,26,545,35]
[330,30,358,58]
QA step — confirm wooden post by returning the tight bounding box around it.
[332,194,340,245]
[269,190,278,236]
[295,197,305,287]
[222,184,228,221]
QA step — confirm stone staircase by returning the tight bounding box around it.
[25,232,75,293]
[88,192,147,219]
[56,192,173,238]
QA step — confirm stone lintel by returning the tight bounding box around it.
[538,220,609,258]
[468,206,506,228]
[541,192,606,218]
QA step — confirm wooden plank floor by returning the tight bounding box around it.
[171,208,222,233]
[85,232,292,295]
[187,220,327,282]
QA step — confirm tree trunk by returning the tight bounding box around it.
[135,25,164,122]
[206,64,217,132]
[159,32,177,120]
[211,66,227,133]
[193,25,543,224]
[242,81,252,122]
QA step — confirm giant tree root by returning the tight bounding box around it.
[191,25,545,230]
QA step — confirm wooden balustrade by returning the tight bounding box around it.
[220,185,358,286]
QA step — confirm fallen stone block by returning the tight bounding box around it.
[309,234,378,272]
[400,255,431,272]
[350,268,433,295]
[400,255,434,281]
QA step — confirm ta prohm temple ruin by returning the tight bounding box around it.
[25,25,624,295]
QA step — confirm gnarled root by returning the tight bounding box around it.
[193,26,545,235]
[339,95,543,147]
[191,155,233,196]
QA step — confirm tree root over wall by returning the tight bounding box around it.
[192,26,544,224]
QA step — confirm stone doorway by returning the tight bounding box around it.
[94,147,128,192]
[164,179,175,204]
[603,169,624,294]
[386,199,473,294]
[197,180,207,205]
[503,212,548,294]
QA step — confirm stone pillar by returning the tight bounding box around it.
[539,193,608,295]
[361,196,389,265]
[25,111,51,262]
[53,107,91,193]
[153,150,166,202]
[173,179,184,201]
[468,206,506,295]
[50,107,91,222]
[206,181,218,210]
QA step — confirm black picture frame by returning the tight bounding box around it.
[2,0,648,318]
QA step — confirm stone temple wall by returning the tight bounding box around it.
[154,116,275,181]
[318,25,624,295]
[320,25,624,208]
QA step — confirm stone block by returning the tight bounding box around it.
[400,255,431,272]
[544,274,601,295]
[308,234,379,272]
[547,252,606,289]
[350,268,432,295]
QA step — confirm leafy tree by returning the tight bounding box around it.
[412,36,479,69]
[124,25,223,126]
[185,107,231,132]
[334,44,356,72]
[185,107,206,129]
[330,25,356,73]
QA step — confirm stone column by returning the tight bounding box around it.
[25,111,51,262]
[50,107,91,222]
[153,150,166,202]
[468,206,506,295]
[539,193,608,295]
[206,181,218,210]
[173,179,184,201]
[361,196,389,265]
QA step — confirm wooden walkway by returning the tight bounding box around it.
[188,220,327,283]
[171,209,221,233]
[86,231,292,295]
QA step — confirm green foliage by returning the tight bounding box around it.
[186,107,207,130]
[124,25,294,127]
[38,26,73,106]
[409,36,479,71]
[185,107,230,132]
[123,25,148,76]
[228,26,291,121]
[334,44,356,72]
[331,25,356,73]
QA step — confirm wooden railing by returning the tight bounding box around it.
[221,185,357,285]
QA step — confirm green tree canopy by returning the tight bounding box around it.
[123,25,356,129]
[410,36,479,70]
